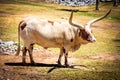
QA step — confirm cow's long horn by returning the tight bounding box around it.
[86,9,112,28]
[69,11,84,29]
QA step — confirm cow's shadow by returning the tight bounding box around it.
[5,62,88,73]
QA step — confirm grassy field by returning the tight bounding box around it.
[0,0,120,80]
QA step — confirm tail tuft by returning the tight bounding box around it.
[16,45,21,56]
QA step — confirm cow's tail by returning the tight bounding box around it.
[15,21,21,56]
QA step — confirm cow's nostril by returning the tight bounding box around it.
[92,39,96,42]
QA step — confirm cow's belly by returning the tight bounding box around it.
[21,30,63,48]
[34,36,63,48]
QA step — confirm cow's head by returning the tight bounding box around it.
[69,9,111,43]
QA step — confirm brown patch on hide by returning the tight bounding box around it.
[44,47,48,49]
[62,47,66,53]
[79,29,89,40]
[19,21,26,30]
[70,38,73,42]
[48,20,54,25]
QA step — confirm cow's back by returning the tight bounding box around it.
[20,17,75,48]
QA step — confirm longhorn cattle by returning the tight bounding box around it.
[16,10,111,66]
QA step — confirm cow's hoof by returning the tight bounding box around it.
[65,64,69,67]
[57,61,62,66]
[31,62,36,66]
[57,63,62,66]
[22,62,27,66]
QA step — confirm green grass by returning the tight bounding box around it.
[28,65,120,80]
[0,0,120,80]
[47,70,120,80]
[0,16,19,41]
[13,64,119,80]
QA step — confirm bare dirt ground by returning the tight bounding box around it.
[0,48,120,80]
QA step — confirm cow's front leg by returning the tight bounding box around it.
[57,48,64,65]
[64,50,69,66]
[28,44,35,65]
[22,47,27,65]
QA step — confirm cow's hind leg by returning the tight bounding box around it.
[57,47,64,65]
[28,44,35,65]
[22,47,27,65]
